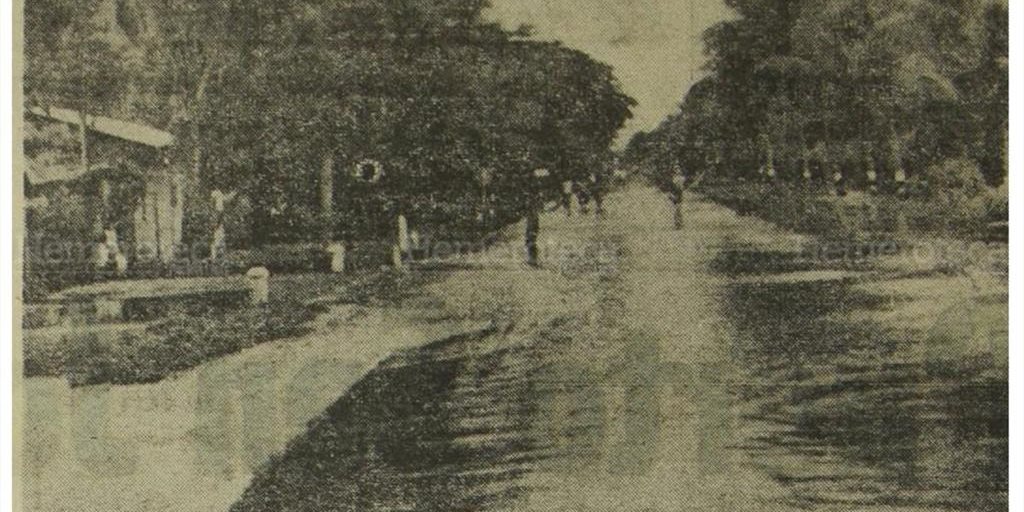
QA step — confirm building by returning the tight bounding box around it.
[24,106,184,264]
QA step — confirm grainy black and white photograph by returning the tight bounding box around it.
[11,0,1010,511]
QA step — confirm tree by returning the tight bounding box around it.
[24,0,635,255]
[629,0,1007,195]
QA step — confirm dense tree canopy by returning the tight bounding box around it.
[627,0,1007,191]
[24,0,635,247]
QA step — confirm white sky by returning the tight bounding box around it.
[485,0,736,146]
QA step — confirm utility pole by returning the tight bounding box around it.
[320,151,347,273]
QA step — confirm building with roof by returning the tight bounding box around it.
[24,106,184,264]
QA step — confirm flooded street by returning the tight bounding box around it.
[232,186,1008,511]
[19,305,490,512]
[17,186,1007,512]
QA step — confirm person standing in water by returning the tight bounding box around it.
[590,172,606,216]
[560,180,574,216]
[668,170,686,230]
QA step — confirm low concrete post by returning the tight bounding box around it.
[393,214,409,271]
[409,230,421,259]
[114,253,129,275]
[327,243,346,273]
[210,224,226,261]
[245,267,270,305]
[391,244,405,271]
[94,298,123,322]
[397,214,410,254]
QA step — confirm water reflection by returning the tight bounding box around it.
[722,258,1008,511]
[231,310,676,511]
[231,328,544,511]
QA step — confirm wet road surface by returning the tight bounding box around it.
[233,186,1006,511]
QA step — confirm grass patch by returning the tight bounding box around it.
[21,270,437,387]
[24,296,324,387]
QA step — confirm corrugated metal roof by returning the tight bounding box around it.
[25,160,113,185]
[26,106,175,148]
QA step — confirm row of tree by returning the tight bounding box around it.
[24,0,635,248]
[627,0,1008,195]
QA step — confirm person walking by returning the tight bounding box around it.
[668,173,686,230]
[573,180,592,215]
[590,172,606,216]
[560,180,574,216]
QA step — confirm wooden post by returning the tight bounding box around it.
[320,152,335,239]
[479,169,492,232]
[210,189,226,261]
[320,152,346,272]
[97,178,110,233]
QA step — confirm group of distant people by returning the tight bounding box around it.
[660,158,914,229]
[753,161,910,198]
[558,173,607,217]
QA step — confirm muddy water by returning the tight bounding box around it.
[231,188,772,510]
[725,273,1007,511]
[228,186,1004,511]
[19,305,488,512]
[36,186,995,509]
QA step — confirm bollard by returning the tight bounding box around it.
[409,230,421,259]
[94,243,110,270]
[397,215,410,254]
[114,253,129,275]
[210,224,227,261]
[392,214,409,271]
[245,267,270,305]
[94,298,123,322]
[326,243,346,273]
[392,244,405,271]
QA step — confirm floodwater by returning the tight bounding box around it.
[19,304,489,512]
[19,186,1005,512]
[232,187,1008,511]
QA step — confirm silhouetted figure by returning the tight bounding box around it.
[832,165,847,197]
[669,174,686,230]
[590,172,606,216]
[894,168,908,198]
[525,209,540,267]
[573,181,592,214]
[560,180,574,216]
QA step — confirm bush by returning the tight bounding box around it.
[922,158,987,198]
[986,183,1009,222]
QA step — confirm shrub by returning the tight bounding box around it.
[922,158,987,198]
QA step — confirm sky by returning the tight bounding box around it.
[485,0,736,147]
